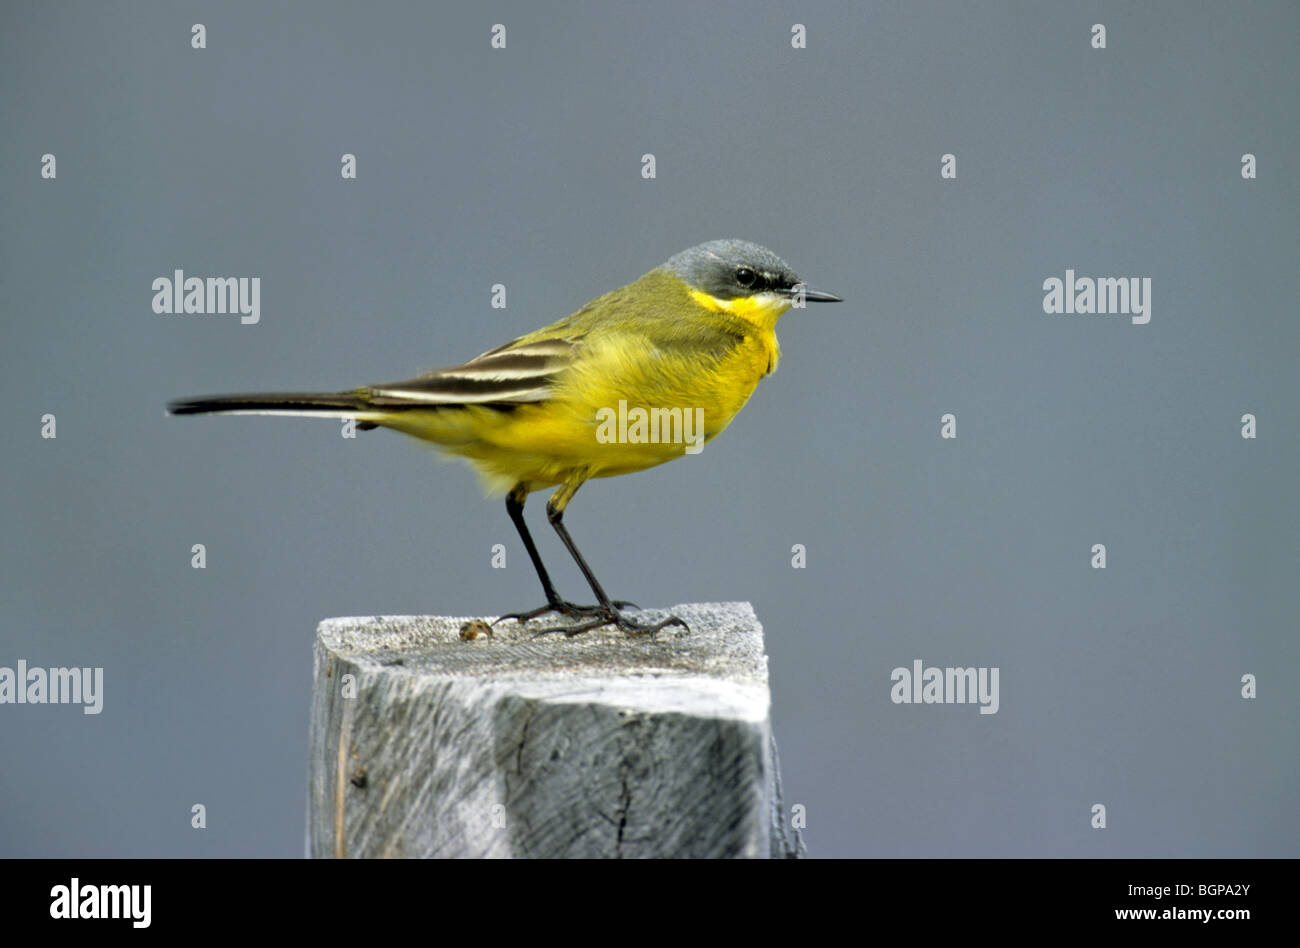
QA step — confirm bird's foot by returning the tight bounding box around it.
[530,605,689,639]
[494,599,639,626]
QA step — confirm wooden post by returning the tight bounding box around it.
[307,602,802,858]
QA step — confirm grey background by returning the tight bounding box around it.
[2,1,1296,857]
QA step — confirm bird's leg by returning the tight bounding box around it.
[531,476,687,639]
[494,484,636,626]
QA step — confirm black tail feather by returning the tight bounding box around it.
[166,392,371,416]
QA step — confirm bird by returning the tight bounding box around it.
[168,239,842,636]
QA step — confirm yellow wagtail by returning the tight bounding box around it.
[169,240,841,636]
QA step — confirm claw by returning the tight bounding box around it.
[496,598,641,626]
[494,604,563,625]
[531,606,689,639]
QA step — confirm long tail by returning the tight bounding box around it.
[167,392,376,421]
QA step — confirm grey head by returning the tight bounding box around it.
[661,239,841,303]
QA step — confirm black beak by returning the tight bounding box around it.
[802,288,842,303]
[787,284,842,303]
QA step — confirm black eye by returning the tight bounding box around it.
[735,267,757,288]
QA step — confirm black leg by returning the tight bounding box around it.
[505,485,562,607]
[495,483,638,626]
[547,502,614,608]
[529,477,687,639]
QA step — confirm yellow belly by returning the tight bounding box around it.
[377,327,778,495]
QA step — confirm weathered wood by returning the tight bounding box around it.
[307,602,801,858]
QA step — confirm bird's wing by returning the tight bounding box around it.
[363,335,585,407]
